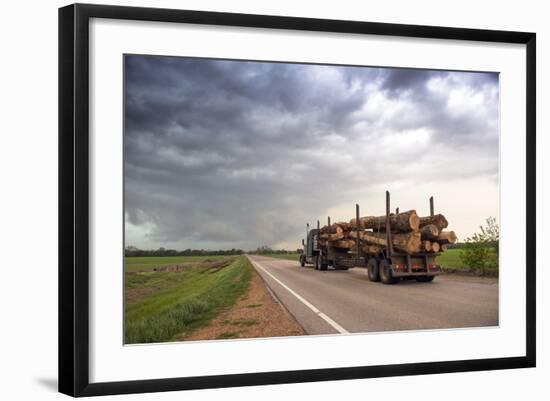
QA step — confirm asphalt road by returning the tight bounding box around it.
[248,255,499,335]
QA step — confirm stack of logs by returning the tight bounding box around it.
[318,210,456,255]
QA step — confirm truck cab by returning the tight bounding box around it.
[300,229,326,269]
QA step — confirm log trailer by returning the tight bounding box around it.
[299,191,442,284]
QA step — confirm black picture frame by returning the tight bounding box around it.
[59,3,536,397]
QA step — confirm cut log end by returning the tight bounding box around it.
[420,224,440,240]
[422,240,432,252]
[437,230,457,244]
[419,214,449,231]
[408,213,420,232]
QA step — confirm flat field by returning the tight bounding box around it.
[125,255,233,272]
[436,249,466,269]
[124,255,251,344]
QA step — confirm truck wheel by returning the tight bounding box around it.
[314,255,321,270]
[416,276,435,282]
[320,261,328,271]
[379,259,399,284]
[367,258,380,282]
[300,255,305,267]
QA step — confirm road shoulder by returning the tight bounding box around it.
[182,265,305,341]
[249,255,343,335]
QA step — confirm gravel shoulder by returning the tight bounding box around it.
[183,267,305,341]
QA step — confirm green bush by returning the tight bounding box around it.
[460,217,499,275]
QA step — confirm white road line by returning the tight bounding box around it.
[248,257,349,334]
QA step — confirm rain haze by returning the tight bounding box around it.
[124,55,499,251]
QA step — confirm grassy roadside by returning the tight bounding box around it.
[125,256,252,344]
[436,249,498,277]
[182,266,304,341]
[436,249,466,269]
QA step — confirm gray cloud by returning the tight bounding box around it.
[124,55,499,250]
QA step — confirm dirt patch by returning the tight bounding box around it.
[126,285,153,305]
[153,258,235,273]
[181,268,305,341]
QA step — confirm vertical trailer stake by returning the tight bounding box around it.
[386,191,394,257]
[306,223,309,255]
[356,204,361,262]
[396,207,399,214]
[327,216,331,266]
[430,196,434,217]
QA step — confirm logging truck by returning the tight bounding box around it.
[299,191,443,284]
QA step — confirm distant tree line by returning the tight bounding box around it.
[125,246,244,257]
[253,245,302,255]
[125,245,303,257]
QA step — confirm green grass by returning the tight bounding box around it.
[436,248,498,275]
[436,249,467,269]
[260,253,300,261]
[125,255,231,272]
[124,256,252,344]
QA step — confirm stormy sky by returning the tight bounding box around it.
[124,55,499,251]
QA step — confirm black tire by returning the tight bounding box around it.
[416,276,435,282]
[317,252,328,271]
[300,255,306,267]
[379,259,399,284]
[367,257,380,282]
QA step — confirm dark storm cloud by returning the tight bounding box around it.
[380,68,447,96]
[124,55,499,250]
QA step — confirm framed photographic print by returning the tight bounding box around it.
[58,3,536,397]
